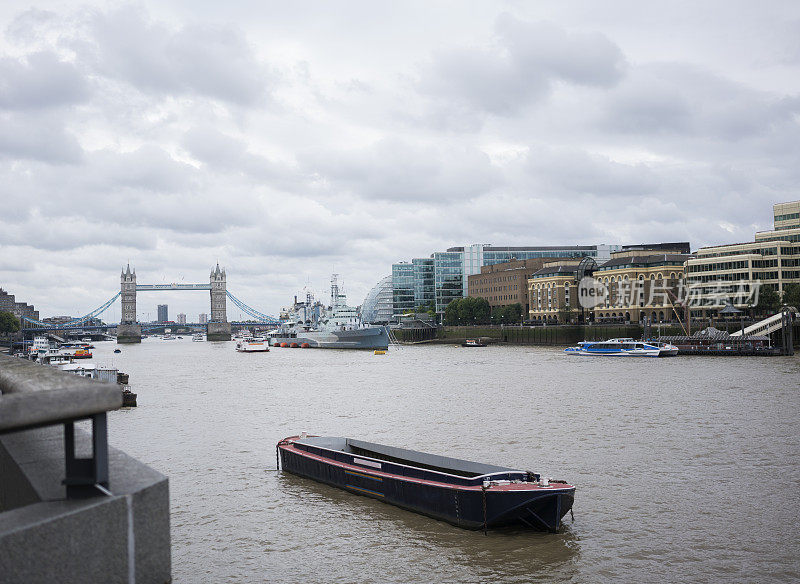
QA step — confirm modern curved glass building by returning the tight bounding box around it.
[361,275,393,324]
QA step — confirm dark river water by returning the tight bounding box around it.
[91,338,800,583]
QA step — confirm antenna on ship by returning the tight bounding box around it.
[331,274,339,307]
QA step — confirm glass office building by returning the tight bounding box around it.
[391,263,415,317]
[413,258,435,308]
[433,251,464,314]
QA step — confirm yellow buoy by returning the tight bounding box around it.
[374,350,387,355]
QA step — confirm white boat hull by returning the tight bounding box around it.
[565,348,661,357]
[236,341,270,352]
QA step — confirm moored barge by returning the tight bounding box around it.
[277,435,575,532]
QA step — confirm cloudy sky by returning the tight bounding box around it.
[1,1,799,320]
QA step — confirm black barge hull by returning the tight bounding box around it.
[278,436,574,532]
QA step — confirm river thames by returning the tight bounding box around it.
[92,338,799,583]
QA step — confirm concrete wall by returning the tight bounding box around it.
[0,426,171,584]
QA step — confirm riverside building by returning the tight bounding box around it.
[467,258,558,313]
[394,243,622,317]
[527,260,586,323]
[591,244,691,324]
[527,243,691,324]
[0,288,39,322]
[362,275,394,324]
[685,200,800,317]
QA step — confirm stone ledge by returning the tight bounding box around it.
[0,426,171,584]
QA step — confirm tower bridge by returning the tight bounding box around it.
[118,263,230,342]
[20,264,280,343]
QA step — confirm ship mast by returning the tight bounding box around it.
[331,274,339,308]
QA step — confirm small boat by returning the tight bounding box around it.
[176,336,183,339]
[236,337,270,352]
[462,339,487,347]
[277,435,575,532]
[374,349,387,355]
[649,341,679,356]
[564,338,662,357]
[163,334,175,340]
[113,349,121,354]
[192,333,204,342]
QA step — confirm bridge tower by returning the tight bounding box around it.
[117,263,142,344]
[207,263,231,341]
[120,264,137,323]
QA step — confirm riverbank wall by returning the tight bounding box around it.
[394,322,799,348]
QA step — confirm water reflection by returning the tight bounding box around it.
[277,472,580,582]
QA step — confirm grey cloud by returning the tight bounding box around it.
[0,112,83,163]
[0,214,157,252]
[5,9,60,44]
[84,5,271,105]
[1,146,258,236]
[181,127,299,186]
[421,47,547,116]
[182,127,248,169]
[299,138,500,202]
[526,148,659,197]
[495,14,626,87]
[601,62,800,140]
[230,201,386,260]
[420,15,626,116]
[0,51,90,110]
[85,146,198,194]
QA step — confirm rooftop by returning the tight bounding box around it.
[597,254,691,269]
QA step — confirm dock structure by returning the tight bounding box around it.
[658,327,785,356]
[0,355,171,584]
[728,306,797,356]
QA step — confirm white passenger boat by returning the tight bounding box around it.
[192,333,204,342]
[564,338,664,357]
[235,337,270,352]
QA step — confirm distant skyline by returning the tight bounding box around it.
[1,1,799,318]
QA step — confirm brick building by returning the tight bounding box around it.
[467,258,558,313]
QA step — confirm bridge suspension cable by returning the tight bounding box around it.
[225,291,280,325]
[21,292,122,329]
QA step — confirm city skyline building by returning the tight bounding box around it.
[157,304,168,323]
[177,313,186,325]
[468,258,558,313]
[0,288,39,322]
[199,313,208,324]
[361,275,393,324]
[527,243,691,323]
[391,263,415,317]
[394,243,622,315]
[686,200,800,316]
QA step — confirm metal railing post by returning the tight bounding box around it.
[63,413,110,498]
